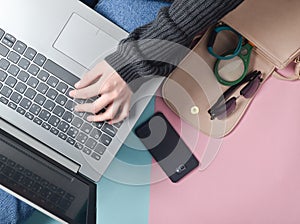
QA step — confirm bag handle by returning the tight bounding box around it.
[273,56,300,81]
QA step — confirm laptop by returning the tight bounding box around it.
[0,0,164,223]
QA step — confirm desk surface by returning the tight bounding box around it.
[26,71,300,224]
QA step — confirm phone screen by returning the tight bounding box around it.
[135,112,199,183]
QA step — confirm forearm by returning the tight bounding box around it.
[105,0,244,85]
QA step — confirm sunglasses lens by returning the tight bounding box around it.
[241,76,261,98]
[217,56,245,82]
[211,97,237,120]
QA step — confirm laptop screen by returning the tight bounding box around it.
[0,128,96,224]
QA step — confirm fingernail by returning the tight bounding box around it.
[75,81,80,88]
[74,105,79,111]
[69,90,75,97]
[87,116,93,122]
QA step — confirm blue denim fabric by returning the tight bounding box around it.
[95,0,171,32]
[0,1,170,223]
[0,189,35,224]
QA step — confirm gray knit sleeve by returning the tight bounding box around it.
[105,0,244,86]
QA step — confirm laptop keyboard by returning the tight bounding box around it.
[0,28,122,162]
[0,153,75,212]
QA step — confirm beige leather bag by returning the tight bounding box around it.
[162,0,300,138]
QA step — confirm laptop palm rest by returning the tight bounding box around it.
[54,13,118,69]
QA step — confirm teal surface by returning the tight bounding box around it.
[24,98,155,224]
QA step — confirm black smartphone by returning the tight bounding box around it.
[135,112,199,183]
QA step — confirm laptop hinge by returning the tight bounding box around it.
[0,119,80,173]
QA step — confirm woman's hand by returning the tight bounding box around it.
[69,60,133,124]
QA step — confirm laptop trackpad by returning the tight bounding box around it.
[54,13,118,69]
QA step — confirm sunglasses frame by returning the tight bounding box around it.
[208,70,263,120]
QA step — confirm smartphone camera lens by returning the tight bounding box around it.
[176,164,186,173]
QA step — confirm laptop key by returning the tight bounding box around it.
[85,138,97,150]
[90,128,101,140]
[0,86,13,97]
[48,115,60,127]
[34,94,46,106]
[83,147,92,155]
[27,77,39,88]
[38,109,51,121]
[81,122,93,134]
[28,64,40,76]
[4,33,16,44]
[17,70,30,82]
[2,38,13,47]
[0,70,7,81]
[37,70,49,82]
[18,58,30,70]
[67,127,79,138]
[46,88,58,100]
[55,94,67,106]
[56,82,68,94]
[8,64,20,76]
[43,100,55,111]
[58,132,67,140]
[62,111,74,123]
[50,127,59,135]
[0,58,10,70]
[13,41,27,55]
[7,51,21,64]
[24,88,37,100]
[44,59,80,87]
[91,153,101,161]
[66,137,75,145]
[10,92,22,104]
[100,134,112,146]
[53,105,65,117]
[42,122,51,130]
[0,29,4,40]
[72,117,83,129]
[0,96,8,105]
[33,117,42,125]
[8,102,17,110]
[76,132,88,144]
[33,53,46,66]
[5,76,17,88]
[0,43,9,57]
[36,82,48,94]
[24,47,37,61]
[19,98,32,110]
[57,120,70,133]
[47,76,59,88]
[29,104,41,115]
[25,112,34,120]
[74,142,83,150]
[16,107,26,115]
[65,100,76,112]
[15,82,27,94]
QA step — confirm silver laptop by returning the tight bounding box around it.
[0,0,163,223]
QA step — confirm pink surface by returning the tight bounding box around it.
[150,75,300,224]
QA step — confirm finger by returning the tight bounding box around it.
[109,101,130,124]
[74,94,112,114]
[70,80,103,99]
[76,61,117,89]
[75,69,101,90]
[87,100,122,122]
